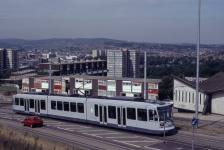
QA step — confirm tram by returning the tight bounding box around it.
[13,93,174,134]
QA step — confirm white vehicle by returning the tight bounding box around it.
[13,93,175,134]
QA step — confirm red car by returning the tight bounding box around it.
[22,116,43,128]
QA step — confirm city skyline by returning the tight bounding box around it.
[0,0,223,44]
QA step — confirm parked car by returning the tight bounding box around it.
[22,116,43,128]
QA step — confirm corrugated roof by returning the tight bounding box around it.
[200,72,224,93]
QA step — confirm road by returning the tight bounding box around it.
[0,103,223,150]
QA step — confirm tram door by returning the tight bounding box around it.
[117,107,126,128]
[35,100,40,114]
[24,99,29,112]
[99,105,107,124]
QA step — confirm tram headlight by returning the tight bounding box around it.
[160,123,164,127]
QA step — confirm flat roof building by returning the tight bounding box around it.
[39,60,107,76]
[0,48,19,74]
[107,49,140,78]
[22,75,161,100]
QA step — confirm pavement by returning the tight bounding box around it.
[173,111,224,122]
[0,98,12,102]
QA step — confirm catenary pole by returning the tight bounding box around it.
[195,0,201,121]
[144,51,147,99]
[49,57,52,95]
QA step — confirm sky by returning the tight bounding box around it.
[0,0,223,44]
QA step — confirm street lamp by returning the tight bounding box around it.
[195,0,201,122]
[193,1,201,150]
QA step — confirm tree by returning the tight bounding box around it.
[158,76,173,100]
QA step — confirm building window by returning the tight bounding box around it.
[182,91,184,102]
[98,90,106,96]
[189,93,191,103]
[98,81,106,86]
[179,91,180,101]
[107,81,115,86]
[107,91,116,97]
[185,92,187,102]
[175,90,177,101]
[148,95,155,99]
[148,84,155,88]
[192,93,194,103]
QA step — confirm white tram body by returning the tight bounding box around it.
[13,93,174,134]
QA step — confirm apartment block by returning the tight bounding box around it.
[92,49,106,58]
[107,49,140,78]
[0,48,19,74]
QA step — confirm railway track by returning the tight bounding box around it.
[164,131,224,150]
[0,118,135,150]
[1,105,224,150]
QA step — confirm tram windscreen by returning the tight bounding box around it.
[157,106,172,121]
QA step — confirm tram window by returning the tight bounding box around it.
[127,107,136,120]
[149,110,154,121]
[15,98,19,105]
[137,109,147,121]
[77,103,84,113]
[30,99,34,108]
[154,110,158,121]
[40,100,46,110]
[70,102,76,112]
[51,101,56,110]
[63,102,69,111]
[57,101,63,110]
[108,106,116,119]
[95,104,98,117]
[20,98,24,106]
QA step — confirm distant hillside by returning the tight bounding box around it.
[0,38,127,49]
[0,38,223,50]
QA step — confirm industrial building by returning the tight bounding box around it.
[173,72,224,115]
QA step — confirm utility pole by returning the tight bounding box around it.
[163,114,166,144]
[49,58,52,95]
[195,0,201,121]
[144,51,147,99]
[193,1,201,149]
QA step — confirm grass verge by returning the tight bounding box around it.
[0,124,82,150]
